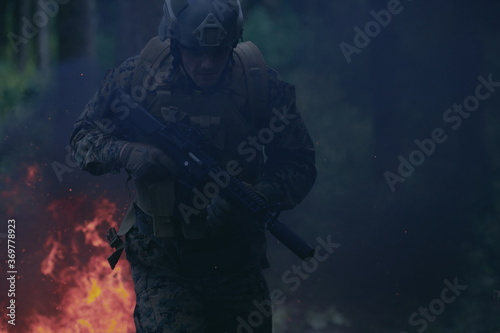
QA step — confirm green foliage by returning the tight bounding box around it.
[96,33,118,69]
[0,57,53,178]
[243,5,304,72]
[0,61,40,119]
[245,3,374,204]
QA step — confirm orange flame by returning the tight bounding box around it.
[1,163,41,216]
[27,198,135,333]
[25,164,40,187]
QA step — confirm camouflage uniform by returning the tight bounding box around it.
[71,38,316,332]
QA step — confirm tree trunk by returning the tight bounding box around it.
[0,0,9,53]
[37,20,50,72]
[57,0,96,61]
[15,0,31,72]
[118,0,162,57]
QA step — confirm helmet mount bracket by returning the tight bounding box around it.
[159,0,243,47]
[193,13,228,47]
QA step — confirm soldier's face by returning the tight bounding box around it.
[179,45,232,89]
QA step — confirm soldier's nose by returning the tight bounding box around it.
[199,55,216,69]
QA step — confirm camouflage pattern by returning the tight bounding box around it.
[70,54,317,203]
[70,39,316,333]
[126,219,272,332]
[70,55,139,176]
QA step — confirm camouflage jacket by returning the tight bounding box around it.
[70,43,316,216]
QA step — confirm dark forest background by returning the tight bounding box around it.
[1,0,500,332]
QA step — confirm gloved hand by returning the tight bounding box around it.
[251,181,282,207]
[119,142,179,180]
[206,195,240,233]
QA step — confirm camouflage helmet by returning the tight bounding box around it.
[159,0,244,49]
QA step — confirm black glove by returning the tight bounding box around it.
[119,142,179,179]
[206,195,240,234]
[251,181,282,207]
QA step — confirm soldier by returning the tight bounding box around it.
[70,0,316,332]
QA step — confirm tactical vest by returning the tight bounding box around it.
[118,37,269,240]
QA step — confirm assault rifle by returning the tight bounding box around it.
[104,88,315,260]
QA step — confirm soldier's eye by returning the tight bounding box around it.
[187,49,204,57]
[181,46,231,59]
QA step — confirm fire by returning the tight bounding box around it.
[25,164,40,186]
[0,161,136,332]
[41,236,63,277]
[27,198,135,333]
[0,163,42,216]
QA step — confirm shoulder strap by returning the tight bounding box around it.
[234,41,269,122]
[132,36,172,94]
[132,38,268,120]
